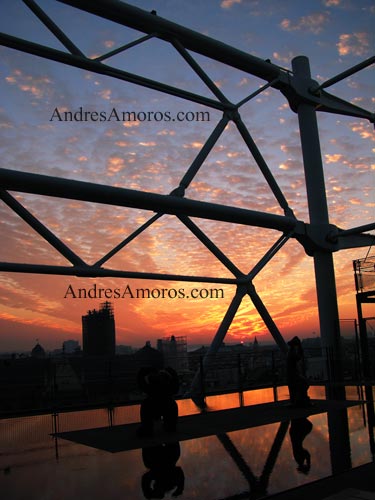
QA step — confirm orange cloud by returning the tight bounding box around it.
[337,33,370,57]
[350,122,374,141]
[106,156,126,174]
[5,69,52,99]
[221,0,241,8]
[280,13,330,35]
[104,40,115,48]
[183,142,204,149]
[325,153,343,163]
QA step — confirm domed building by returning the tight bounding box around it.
[134,341,164,369]
[31,341,46,359]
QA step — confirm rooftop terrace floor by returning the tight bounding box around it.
[1,386,374,499]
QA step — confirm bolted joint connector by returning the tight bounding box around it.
[169,186,185,197]
[224,107,241,122]
[295,223,340,256]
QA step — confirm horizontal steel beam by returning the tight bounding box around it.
[0,32,224,111]
[338,222,375,237]
[336,233,375,251]
[56,1,375,123]
[0,168,299,232]
[0,262,239,284]
[326,224,375,250]
[58,0,284,84]
[4,3,372,124]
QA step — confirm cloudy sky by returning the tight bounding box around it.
[0,0,374,352]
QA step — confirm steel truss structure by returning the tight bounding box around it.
[0,0,374,398]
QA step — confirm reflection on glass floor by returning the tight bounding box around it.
[1,386,374,500]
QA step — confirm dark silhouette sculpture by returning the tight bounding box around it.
[286,336,310,407]
[289,417,313,474]
[137,366,179,437]
[141,442,185,499]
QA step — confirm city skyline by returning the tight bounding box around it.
[0,329,319,356]
[0,0,374,352]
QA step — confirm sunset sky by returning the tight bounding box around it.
[0,0,374,353]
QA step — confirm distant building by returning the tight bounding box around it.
[116,345,134,355]
[157,335,188,373]
[134,341,164,369]
[63,340,80,354]
[31,341,46,359]
[82,301,116,357]
[253,337,259,351]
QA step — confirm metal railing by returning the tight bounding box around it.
[2,343,369,417]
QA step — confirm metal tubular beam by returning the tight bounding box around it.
[189,286,246,400]
[177,215,244,278]
[234,115,295,217]
[0,32,225,111]
[174,115,229,195]
[315,89,374,122]
[23,0,85,56]
[338,222,375,237]
[247,232,292,280]
[260,420,290,483]
[336,233,375,251]
[90,115,229,267]
[0,262,239,284]
[314,55,375,91]
[217,433,257,485]
[292,56,344,396]
[58,0,283,84]
[247,284,288,353]
[0,168,299,232]
[327,408,352,475]
[171,38,231,104]
[0,189,86,267]
[94,33,155,62]
[236,78,280,109]
[93,212,163,267]
[217,420,289,493]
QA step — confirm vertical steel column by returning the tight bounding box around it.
[292,56,343,399]
[327,408,352,475]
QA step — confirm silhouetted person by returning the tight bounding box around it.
[289,417,313,474]
[141,442,184,499]
[137,366,179,437]
[287,336,310,407]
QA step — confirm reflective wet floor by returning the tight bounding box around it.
[1,386,374,500]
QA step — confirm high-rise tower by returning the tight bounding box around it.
[82,301,116,357]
